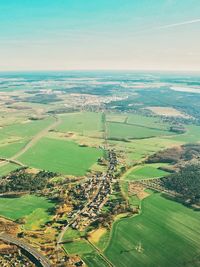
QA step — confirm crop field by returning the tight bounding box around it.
[57,112,103,137]
[125,163,169,180]
[107,122,173,140]
[24,208,53,230]
[63,238,109,267]
[63,228,82,241]
[106,113,170,130]
[0,163,19,177]
[0,141,27,158]
[0,117,54,140]
[127,114,171,130]
[0,195,54,224]
[168,125,200,143]
[19,137,103,176]
[109,137,181,164]
[82,253,110,267]
[104,193,200,267]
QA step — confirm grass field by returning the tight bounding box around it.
[19,137,103,176]
[0,195,54,224]
[63,238,109,267]
[109,137,181,164]
[127,114,170,130]
[24,208,53,230]
[0,141,27,158]
[106,113,170,130]
[0,117,54,139]
[0,163,19,176]
[107,122,173,140]
[57,112,103,137]
[168,125,200,143]
[82,253,110,267]
[105,193,200,267]
[125,163,169,181]
[63,228,82,241]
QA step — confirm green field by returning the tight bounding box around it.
[57,112,103,137]
[82,253,110,267]
[24,208,53,230]
[127,114,170,130]
[125,163,169,180]
[109,137,181,164]
[105,193,200,267]
[0,163,19,177]
[63,228,82,241]
[108,122,173,140]
[19,137,103,176]
[63,238,109,267]
[0,195,54,225]
[0,117,54,139]
[0,141,27,158]
[168,125,200,143]
[106,113,170,131]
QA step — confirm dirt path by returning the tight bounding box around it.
[0,116,61,168]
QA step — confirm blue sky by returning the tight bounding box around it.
[0,0,200,71]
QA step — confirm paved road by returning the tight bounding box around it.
[0,233,51,267]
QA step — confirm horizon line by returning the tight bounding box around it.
[0,69,200,73]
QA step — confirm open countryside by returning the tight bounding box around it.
[0,71,200,266]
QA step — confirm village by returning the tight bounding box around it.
[63,150,118,232]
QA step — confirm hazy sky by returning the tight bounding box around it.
[0,0,200,71]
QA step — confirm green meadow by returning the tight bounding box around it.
[168,125,200,143]
[0,195,54,226]
[57,112,103,137]
[0,163,19,177]
[0,117,54,139]
[125,163,169,181]
[19,137,103,176]
[63,239,109,267]
[24,208,53,230]
[104,193,200,267]
[0,141,27,158]
[107,122,173,140]
[107,113,170,131]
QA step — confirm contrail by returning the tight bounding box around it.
[157,19,200,29]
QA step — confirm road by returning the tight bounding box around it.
[0,115,61,168]
[11,116,61,160]
[0,233,51,267]
[57,175,106,245]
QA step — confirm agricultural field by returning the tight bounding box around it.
[0,72,200,267]
[124,163,170,181]
[168,124,200,143]
[19,137,103,176]
[107,122,173,140]
[0,163,19,177]
[104,192,200,267]
[0,195,54,228]
[0,141,27,158]
[0,117,54,140]
[146,106,190,118]
[56,112,103,137]
[63,238,109,267]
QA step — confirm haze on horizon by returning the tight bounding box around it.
[0,0,200,72]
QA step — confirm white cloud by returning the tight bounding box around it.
[157,19,200,29]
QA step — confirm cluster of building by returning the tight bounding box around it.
[0,248,35,267]
[70,150,118,230]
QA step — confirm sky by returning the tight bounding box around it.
[0,0,200,71]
